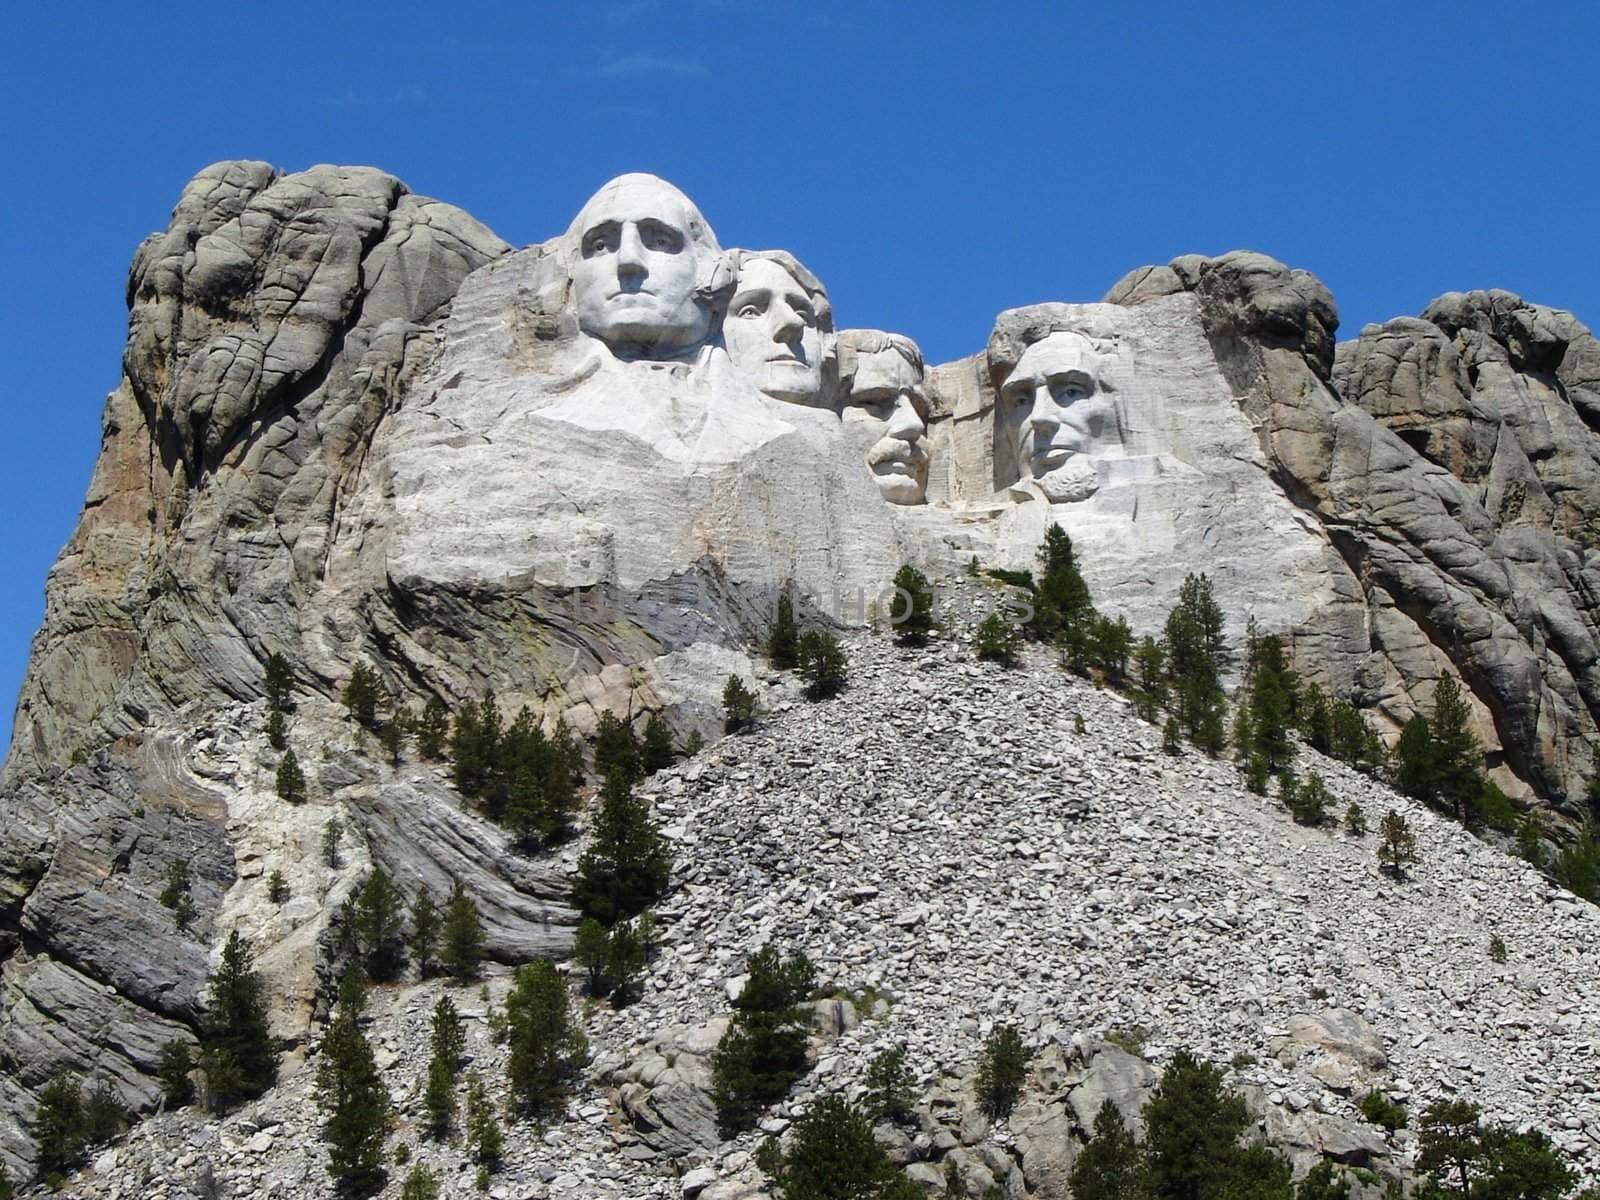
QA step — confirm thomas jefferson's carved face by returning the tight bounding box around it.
[842,347,929,504]
[570,174,718,355]
[1001,331,1118,502]
[723,258,827,406]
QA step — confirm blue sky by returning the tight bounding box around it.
[2,1,1597,749]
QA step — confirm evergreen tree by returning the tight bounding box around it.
[504,960,588,1117]
[158,1040,196,1107]
[606,919,646,1002]
[1430,677,1483,825]
[976,1024,1031,1117]
[1300,684,1333,755]
[380,717,404,768]
[1394,715,1437,809]
[314,1011,390,1196]
[451,695,502,801]
[441,880,486,982]
[573,770,673,925]
[1345,802,1368,837]
[770,585,801,669]
[975,612,1020,666]
[891,564,936,644]
[593,711,643,783]
[1378,810,1419,879]
[1070,1100,1149,1200]
[1246,633,1297,770]
[1164,574,1226,741]
[464,1073,501,1169]
[431,995,466,1066]
[409,893,441,978]
[863,1044,916,1127]
[31,1072,86,1176]
[1553,824,1600,904]
[501,707,578,849]
[1135,636,1168,721]
[336,965,370,1024]
[761,1094,904,1200]
[341,663,382,730]
[641,712,675,775]
[267,708,288,751]
[267,869,290,904]
[276,749,307,804]
[422,1055,455,1141]
[711,947,817,1132]
[414,697,450,760]
[1093,614,1134,684]
[1034,523,1095,642]
[400,1165,440,1200]
[264,651,295,714]
[1474,1127,1577,1200]
[1296,1161,1351,1200]
[202,931,279,1110]
[1143,1050,1250,1200]
[723,674,758,732]
[339,869,409,981]
[798,630,849,699]
[322,816,343,868]
[572,917,612,994]
[1416,1100,1485,1198]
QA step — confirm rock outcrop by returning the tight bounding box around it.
[1,163,1597,1183]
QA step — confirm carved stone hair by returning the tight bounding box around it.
[836,328,924,380]
[727,249,835,333]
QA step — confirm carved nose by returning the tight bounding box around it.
[1028,385,1062,431]
[771,303,804,343]
[887,394,924,441]
[617,224,647,278]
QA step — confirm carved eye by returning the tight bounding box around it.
[736,304,762,319]
[582,230,616,257]
[1008,388,1033,412]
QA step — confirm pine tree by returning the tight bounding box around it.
[1416,1100,1485,1198]
[723,674,758,732]
[267,869,290,904]
[441,880,486,982]
[1134,636,1167,721]
[606,919,646,1003]
[465,1073,501,1169]
[762,1094,903,1200]
[1394,715,1437,808]
[400,1164,440,1200]
[641,712,675,775]
[1430,676,1483,825]
[1070,1100,1148,1200]
[340,869,409,981]
[409,893,441,977]
[1143,1050,1250,1200]
[1034,523,1094,642]
[381,716,404,767]
[1300,683,1332,754]
[1093,614,1134,683]
[276,749,307,804]
[976,1024,1031,1117]
[573,770,673,925]
[863,1045,917,1127]
[431,995,466,1066]
[31,1072,86,1176]
[593,711,643,782]
[264,651,294,713]
[572,917,611,995]
[711,947,816,1132]
[322,816,343,868]
[314,1011,391,1196]
[423,995,464,1139]
[341,663,382,730]
[975,612,1019,666]
[1246,633,1297,770]
[158,1040,196,1107]
[267,708,288,751]
[770,585,801,669]
[336,964,369,1024]
[891,564,936,644]
[1378,810,1418,879]
[798,630,848,700]
[1297,1162,1352,1200]
[203,931,279,1110]
[504,960,588,1117]
[415,697,449,760]
[1164,574,1226,740]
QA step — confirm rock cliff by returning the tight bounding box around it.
[0,163,1596,1183]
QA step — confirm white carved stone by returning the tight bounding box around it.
[838,329,930,505]
[722,250,835,408]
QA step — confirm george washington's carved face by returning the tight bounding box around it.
[569,174,720,356]
[1000,331,1120,502]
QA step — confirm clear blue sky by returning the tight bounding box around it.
[2,2,1597,749]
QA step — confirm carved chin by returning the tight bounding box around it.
[874,471,925,505]
[1035,457,1100,503]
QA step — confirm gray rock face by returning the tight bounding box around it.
[2,163,1597,1181]
[1108,254,1600,805]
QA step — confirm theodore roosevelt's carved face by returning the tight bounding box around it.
[840,337,929,504]
[1001,331,1119,502]
[723,256,830,406]
[569,174,720,356]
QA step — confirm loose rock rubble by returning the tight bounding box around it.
[32,588,1598,1198]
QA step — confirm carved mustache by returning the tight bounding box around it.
[867,438,928,468]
